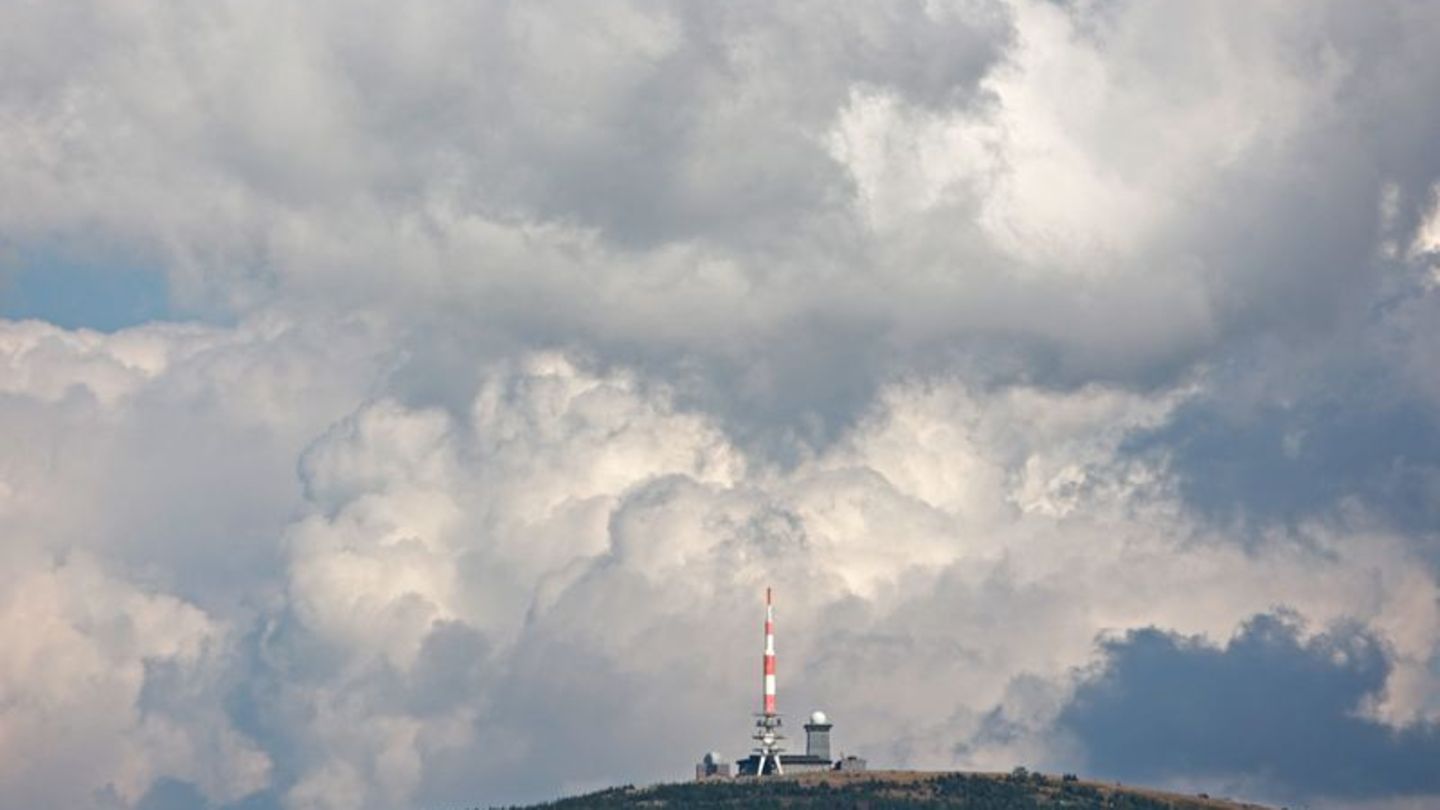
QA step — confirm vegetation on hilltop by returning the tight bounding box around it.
[485,769,1272,810]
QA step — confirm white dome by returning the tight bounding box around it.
[809,710,828,725]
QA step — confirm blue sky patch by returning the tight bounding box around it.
[0,244,171,331]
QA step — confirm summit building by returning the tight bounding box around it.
[695,588,867,779]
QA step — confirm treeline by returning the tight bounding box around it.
[485,770,1219,810]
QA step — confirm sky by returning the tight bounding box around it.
[2,1,1440,808]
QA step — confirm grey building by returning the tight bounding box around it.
[695,751,732,780]
[803,711,831,762]
[730,710,859,776]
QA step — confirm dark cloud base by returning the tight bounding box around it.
[1061,613,1440,801]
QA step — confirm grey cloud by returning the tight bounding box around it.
[1119,247,1440,544]
[1060,613,1440,802]
[3,323,1438,808]
[0,317,390,613]
[1132,392,1440,536]
[12,0,1438,401]
[4,2,1440,808]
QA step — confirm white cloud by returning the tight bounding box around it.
[0,551,268,809]
[265,357,1440,804]
[2,316,1437,806]
[2,0,1440,806]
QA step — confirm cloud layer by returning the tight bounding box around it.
[1062,613,1440,800]
[3,1,1440,808]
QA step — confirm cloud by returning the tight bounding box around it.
[5,0,1433,391]
[2,312,1439,807]
[2,1,1440,808]
[1060,613,1440,804]
[249,358,1438,806]
[0,552,269,809]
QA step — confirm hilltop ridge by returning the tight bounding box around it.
[492,769,1275,809]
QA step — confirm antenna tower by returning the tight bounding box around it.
[752,586,785,775]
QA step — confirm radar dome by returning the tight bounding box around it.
[810,710,828,725]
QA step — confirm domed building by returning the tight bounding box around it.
[695,751,731,780]
[695,590,867,779]
[722,709,861,777]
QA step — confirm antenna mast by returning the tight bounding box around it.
[753,586,785,775]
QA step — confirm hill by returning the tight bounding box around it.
[491,769,1275,810]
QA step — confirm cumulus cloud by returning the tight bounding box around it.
[4,317,1440,808]
[0,551,269,809]
[3,1,1440,808]
[1061,613,1440,803]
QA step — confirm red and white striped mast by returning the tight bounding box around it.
[764,586,777,714]
[753,586,785,775]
